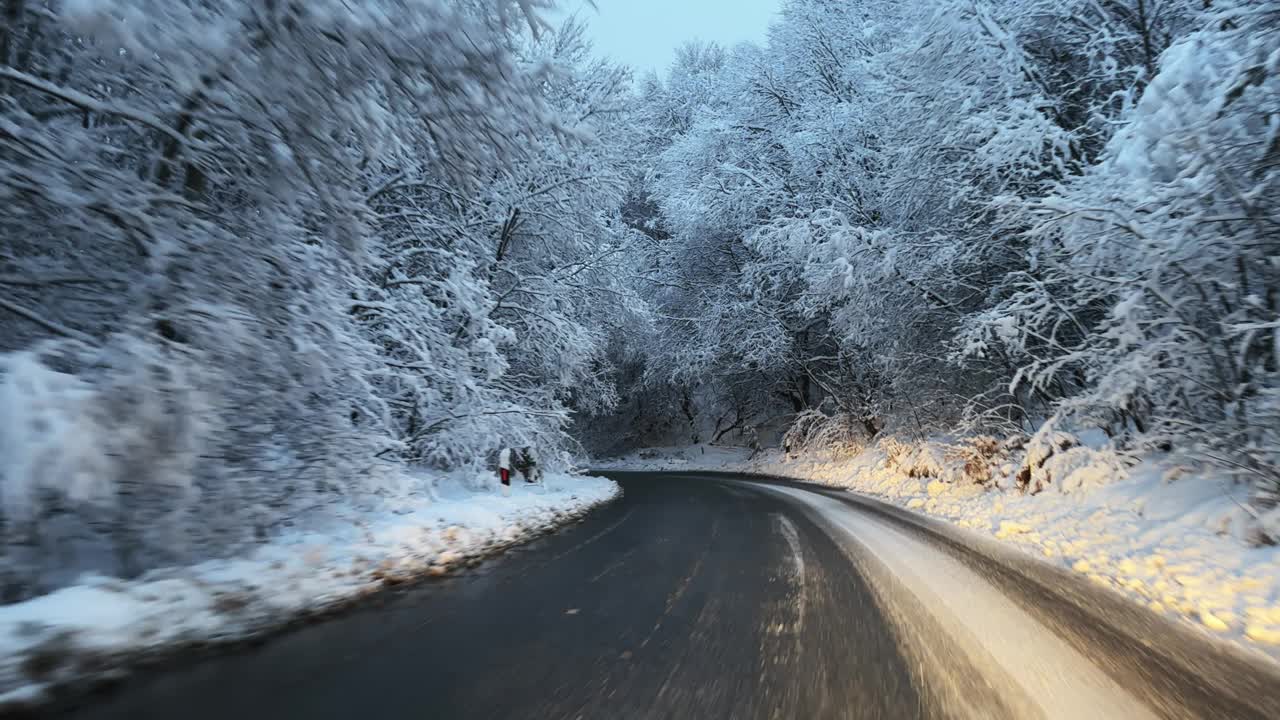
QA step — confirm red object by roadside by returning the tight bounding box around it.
[500,468,511,486]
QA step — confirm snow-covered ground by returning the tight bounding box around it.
[596,441,1280,663]
[0,471,618,709]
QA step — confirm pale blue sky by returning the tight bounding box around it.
[555,0,781,74]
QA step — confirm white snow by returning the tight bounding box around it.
[0,470,618,709]
[753,483,1158,720]
[599,440,1280,663]
[594,444,757,471]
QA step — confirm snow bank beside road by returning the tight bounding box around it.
[754,482,1160,720]
[597,442,1280,662]
[0,472,619,709]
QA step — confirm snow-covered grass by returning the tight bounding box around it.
[598,440,1280,663]
[0,471,618,710]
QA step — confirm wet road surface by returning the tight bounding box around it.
[53,472,1280,719]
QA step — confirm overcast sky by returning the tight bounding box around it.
[555,0,781,74]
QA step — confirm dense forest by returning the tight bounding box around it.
[593,0,1280,485]
[1,0,1277,594]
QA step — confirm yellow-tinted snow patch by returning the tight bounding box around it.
[996,521,1032,539]
[1246,625,1280,646]
[1200,609,1230,632]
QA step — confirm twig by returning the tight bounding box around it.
[0,275,103,287]
[0,297,95,343]
[0,66,190,146]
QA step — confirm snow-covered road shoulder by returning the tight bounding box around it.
[0,472,619,710]
[750,482,1159,720]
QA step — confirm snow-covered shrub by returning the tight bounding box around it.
[783,410,869,458]
[1015,429,1135,495]
[1,353,117,521]
[880,438,950,480]
[1040,447,1133,495]
[880,437,912,468]
[0,340,213,596]
[944,436,1011,486]
[970,2,1280,500]
[602,0,1209,456]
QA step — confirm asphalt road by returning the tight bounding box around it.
[53,471,1280,720]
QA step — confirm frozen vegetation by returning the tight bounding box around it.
[1,0,637,591]
[582,0,1280,668]
[585,0,1280,551]
[1,0,628,704]
[2,0,1279,706]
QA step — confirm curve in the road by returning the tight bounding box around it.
[49,472,1280,720]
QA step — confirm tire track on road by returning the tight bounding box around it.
[751,482,1159,720]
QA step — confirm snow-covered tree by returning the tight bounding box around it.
[0,0,641,597]
[602,0,1273,497]
[964,1,1280,503]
